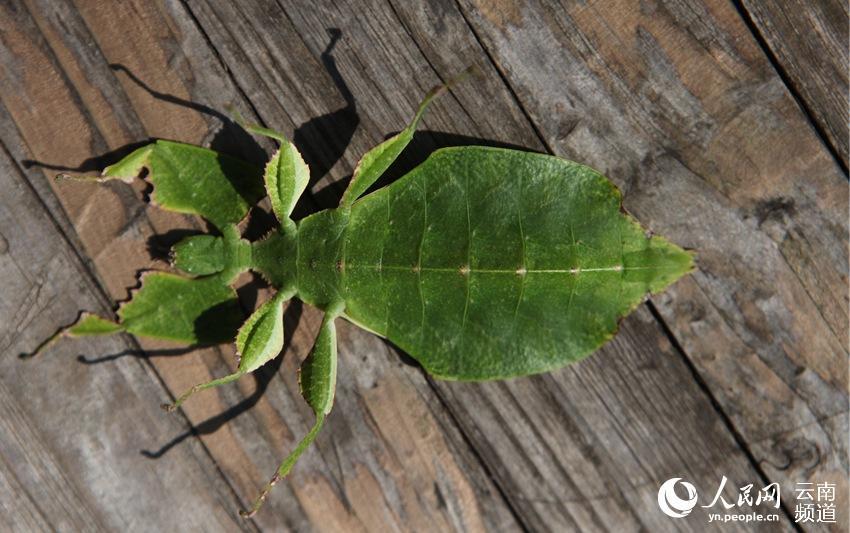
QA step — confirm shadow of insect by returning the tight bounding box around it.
[20,27,536,459]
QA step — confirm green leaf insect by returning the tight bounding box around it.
[28,73,693,517]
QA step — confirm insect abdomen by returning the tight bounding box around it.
[338,147,692,380]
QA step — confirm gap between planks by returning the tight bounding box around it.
[179,0,787,529]
[731,0,848,176]
[645,301,803,528]
[0,133,259,532]
[446,0,807,523]
[176,2,530,529]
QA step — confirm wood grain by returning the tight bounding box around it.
[1,0,843,531]
[183,0,795,530]
[739,0,849,168]
[453,0,849,529]
[1,0,520,530]
[0,122,247,531]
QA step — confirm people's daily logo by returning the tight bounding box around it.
[657,478,698,518]
[656,476,837,524]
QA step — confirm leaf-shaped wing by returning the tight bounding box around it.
[341,147,694,380]
[99,140,264,230]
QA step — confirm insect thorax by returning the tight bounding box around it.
[293,208,351,311]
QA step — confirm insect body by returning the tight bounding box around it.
[301,147,691,380]
[31,81,693,516]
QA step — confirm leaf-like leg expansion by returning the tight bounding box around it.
[235,118,309,226]
[162,370,245,412]
[163,288,294,412]
[26,273,244,358]
[21,313,124,358]
[297,309,340,416]
[240,308,340,518]
[338,67,476,209]
[119,273,243,345]
[236,289,293,373]
[59,141,264,231]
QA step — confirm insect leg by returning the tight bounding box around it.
[232,114,310,225]
[240,308,340,518]
[239,414,324,518]
[24,273,243,358]
[162,288,295,411]
[161,370,245,412]
[21,313,123,359]
[338,66,476,208]
[59,140,264,231]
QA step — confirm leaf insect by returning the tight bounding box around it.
[27,72,693,517]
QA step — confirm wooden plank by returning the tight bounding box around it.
[452,0,849,528]
[739,0,849,168]
[184,0,795,530]
[0,134,247,531]
[0,0,520,530]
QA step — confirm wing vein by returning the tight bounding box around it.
[457,165,473,375]
[509,170,526,375]
[380,189,390,334]
[417,178,427,351]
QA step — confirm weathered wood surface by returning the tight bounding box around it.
[0,0,845,532]
[0,102,247,531]
[738,0,849,168]
[452,0,848,528]
[1,1,518,531]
